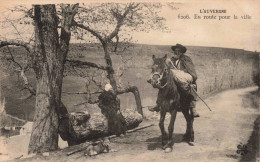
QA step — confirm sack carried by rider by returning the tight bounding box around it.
[171,69,193,91]
[165,58,193,91]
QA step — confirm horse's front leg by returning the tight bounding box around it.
[159,110,167,146]
[163,109,177,151]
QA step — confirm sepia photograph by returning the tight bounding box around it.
[0,0,259,161]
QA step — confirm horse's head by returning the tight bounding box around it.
[147,54,169,89]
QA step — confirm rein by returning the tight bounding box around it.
[152,62,169,89]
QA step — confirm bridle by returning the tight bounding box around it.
[151,62,169,89]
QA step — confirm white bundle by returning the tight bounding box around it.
[165,58,193,90]
[171,69,193,84]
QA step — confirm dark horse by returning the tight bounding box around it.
[147,54,194,152]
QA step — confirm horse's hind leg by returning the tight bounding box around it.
[182,108,194,142]
[168,109,177,142]
[159,110,167,146]
[190,116,194,142]
[163,109,177,150]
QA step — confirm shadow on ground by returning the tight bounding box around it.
[239,89,259,161]
[146,133,184,150]
[239,115,260,162]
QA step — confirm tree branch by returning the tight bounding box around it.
[112,34,119,52]
[1,43,34,95]
[19,69,36,95]
[73,99,99,106]
[59,4,79,63]
[106,13,127,41]
[72,21,104,42]
[117,85,143,116]
[0,40,32,52]
[107,3,140,41]
[66,59,108,70]
[62,91,102,95]
[6,46,23,69]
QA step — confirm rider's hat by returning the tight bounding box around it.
[171,44,187,53]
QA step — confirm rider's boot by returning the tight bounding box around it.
[191,107,200,118]
[148,104,160,112]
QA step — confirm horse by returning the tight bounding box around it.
[147,54,194,152]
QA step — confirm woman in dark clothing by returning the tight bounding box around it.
[98,84,127,136]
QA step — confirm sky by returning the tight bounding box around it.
[0,0,260,51]
[132,0,260,51]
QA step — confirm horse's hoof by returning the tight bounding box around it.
[187,142,195,146]
[162,142,173,150]
[164,147,172,153]
[162,144,168,150]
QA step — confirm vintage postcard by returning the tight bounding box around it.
[0,0,259,161]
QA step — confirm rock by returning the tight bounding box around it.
[165,147,172,153]
[71,109,142,141]
[73,113,108,140]
[121,109,143,130]
[70,111,90,126]
[42,152,49,157]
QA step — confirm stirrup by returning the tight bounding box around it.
[191,108,200,118]
[148,106,160,112]
[192,112,200,118]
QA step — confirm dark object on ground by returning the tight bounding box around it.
[84,138,110,156]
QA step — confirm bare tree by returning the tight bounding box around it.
[0,2,167,153]
[1,4,79,153]
[67,3,167,115]
[27,4,80,153]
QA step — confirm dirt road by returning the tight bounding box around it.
[7,86,260,161]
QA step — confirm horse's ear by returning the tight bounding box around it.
[163,54,167,60]
[152,55,156,60]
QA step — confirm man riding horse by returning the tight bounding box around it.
[149,43,199,118]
